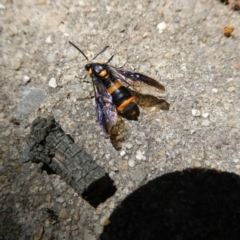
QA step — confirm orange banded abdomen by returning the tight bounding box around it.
[106,81,140,120]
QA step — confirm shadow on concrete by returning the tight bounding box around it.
[100,168,240,240]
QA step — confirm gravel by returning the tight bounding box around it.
[0,0,240,239]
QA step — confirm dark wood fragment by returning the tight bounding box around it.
[24,116,116,207]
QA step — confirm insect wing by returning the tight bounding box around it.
[108,66,165,97]
[93,77,118,134]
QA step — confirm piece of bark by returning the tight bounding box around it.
[23,116,116,208]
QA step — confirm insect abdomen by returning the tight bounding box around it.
[107,81,140,120]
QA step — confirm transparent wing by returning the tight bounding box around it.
[108,66,165,97]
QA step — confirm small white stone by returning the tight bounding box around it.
[128,159,135,167]
[136,151,144,160]
[125,142,133,149]
[49,77,57,88]
[212,88,218,93]
[192,109,201,117]
[100,216,111,226]
[157,22,167,34]
[45,35,52,43]
[56,196,65,203]
[78,1,85,7]
[22,75,30,84]
[120,150,126,156]
[202,112,209,118]
[0,3,5,9]
[190,130,196,134]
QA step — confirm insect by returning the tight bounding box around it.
[45,208,58,221]
[69,41,165,135]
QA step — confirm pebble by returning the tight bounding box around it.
[142,32,149,38]
[48,78,57,88]
[45,219,50,228]
[130,168,147,184]
[157,22,167,34]
[201,120,210,126]
[56,196,65,203]
[164,52,173,59]
[136,150,144,160]
[227,86,235,92]
[128,180,134,188]
[118,160,128,170]
[202,112,209,118]
[33,226,44,240]
[205,160,210,166]
[0,3,5,9]
[108,201,115,209]
[109,171,116,178]
[20,16,29,24]
[212,88,218,93]
[74,212,80,221]
[70,209,75,215]
[45,194,51,202]
[22,75,30,84]
[191,109,201,117]
[128,159,135,167]
[70,225,79,231]
[119,150,126,156]
[58,208,67,221]
[125,142,133,149]
[236,165,240,170]
[195,161,202,168]
[186,158,192,164]
[167,141,175,149]
[93,214,99,221]
[15,202,20,208]
[10,57,22,70]
[19,148,30,164]
[159,150,165,157]
[95,225,103,234]
[100,216,111,226]
[45,35,52,43]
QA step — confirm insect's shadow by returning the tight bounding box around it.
[109,92,170,151]
[131,91,170,110]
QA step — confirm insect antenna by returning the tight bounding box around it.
[92,46,109,61]
[106,55,114,64]
[69,41,89,62]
